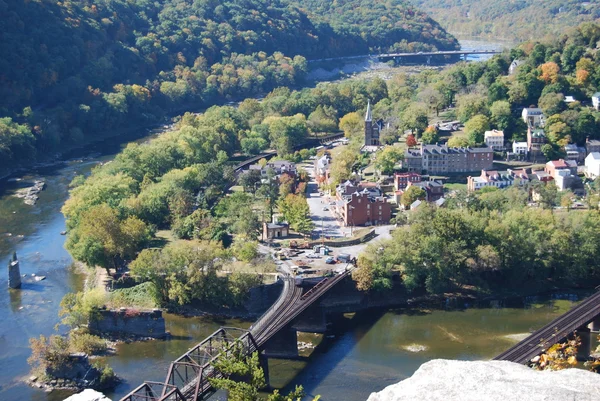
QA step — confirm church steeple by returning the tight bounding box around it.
[365,100,372,122]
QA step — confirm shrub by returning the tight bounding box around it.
[92,360,118,389]
[109,282,158,309]
[69,332,107,355]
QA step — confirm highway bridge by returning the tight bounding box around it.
[495,289,600,364]
[308,49,502,63]
[121,266,354,401]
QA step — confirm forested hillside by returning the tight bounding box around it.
[0,0,457,172]
[290,0,459,53]
[410,0,600,41]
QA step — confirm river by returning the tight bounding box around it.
[0,38,575,401]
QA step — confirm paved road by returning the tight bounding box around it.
[301,160,345,239]
[306,181,344,239]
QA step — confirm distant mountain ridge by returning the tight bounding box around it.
[409,0,600,41]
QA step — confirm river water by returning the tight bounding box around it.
[0,39,576,401]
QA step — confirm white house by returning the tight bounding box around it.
[522,108,545,127]
[585,152,600,179]
[484,130,505,151]
[508,60,524,75]
[592,93,600,111]
[512,141,528,155]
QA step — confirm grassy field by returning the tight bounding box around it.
[445,183,467,191]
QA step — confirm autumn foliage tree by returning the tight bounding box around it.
[540,62,560,84]
[406,134,418,147]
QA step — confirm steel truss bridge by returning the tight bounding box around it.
[121,267,353,401]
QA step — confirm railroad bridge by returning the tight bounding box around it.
[309,49,502,65]
[495,289,600,364]
[121,266,358,401]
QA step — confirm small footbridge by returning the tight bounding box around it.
[495,289,600,364]
[121,266,354,401]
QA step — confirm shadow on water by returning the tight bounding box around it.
[270,309,387,399]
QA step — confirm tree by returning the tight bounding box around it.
[65,204,151,274]
[329,147,357,185]
[456,93,488,122]
[464,115,490,145]
[420,126,439,145]
[540,62,560,84]
[257,169,279,221]
[339,112,363,140]
[538,93,565,117]
[278,194,311,233]
[406,134,417,147]
[401,186,426,209]
[209,341,313,401]
[400,104,429,136]
[375,146,404,175]
[489,100,512,131]
[239,170,262,194]
[447,136,471,148]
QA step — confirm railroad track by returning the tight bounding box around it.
[494,290,600,364]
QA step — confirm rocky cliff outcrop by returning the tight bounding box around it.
[367,359,600,401]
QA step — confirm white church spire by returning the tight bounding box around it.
[365,100,372,122]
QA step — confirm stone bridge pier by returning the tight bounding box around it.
[262,323,298,359]
[577,317,600,361]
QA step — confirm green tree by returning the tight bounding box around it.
[420,126,440,145]
[375,146,404,175]
[400,104,429,136]
[401,186,426,209]
[464,115,490,145]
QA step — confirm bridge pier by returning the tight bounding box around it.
[588,317,600,332]
[576,327,592,361]
[262,324,298,359]
[292,303,328,333]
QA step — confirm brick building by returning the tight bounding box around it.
[335,181,391,226]
[394,172,422,191]
[403,144,493,174]
[527,127,547,162]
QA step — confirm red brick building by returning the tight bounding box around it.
[338,191,392,226]
[335,181,391,226]
[394,172,422,191]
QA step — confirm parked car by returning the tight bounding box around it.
[319,192,324,196]
[329,201,336,206]
[322,207,329,211]
[325,257,335,264]
[307,253,321,259]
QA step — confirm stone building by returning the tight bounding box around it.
[527,127,546,162]
[403,144,493,174]
[364,101,383,147]
[263,221,289,240]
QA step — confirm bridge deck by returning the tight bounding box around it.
[494,290,600,364]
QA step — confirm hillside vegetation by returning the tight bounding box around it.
[0,0,457,173]
[410,0,600,41]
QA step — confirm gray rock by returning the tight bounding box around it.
[367,359,600,401]
[63,389,111,401]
